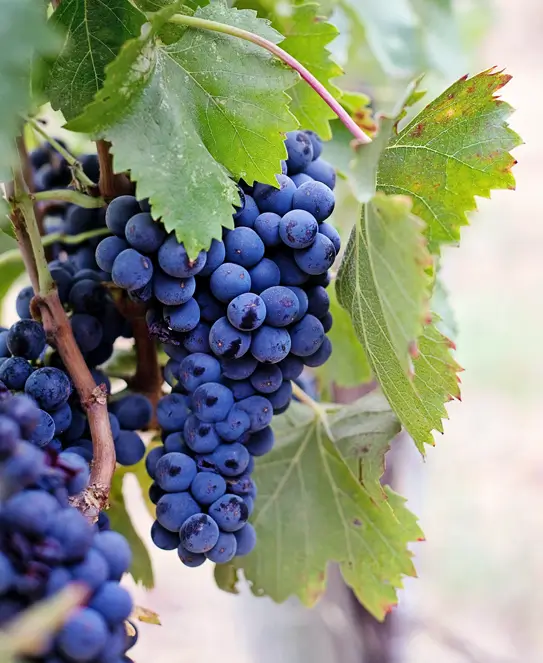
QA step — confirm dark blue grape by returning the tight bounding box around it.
[320,312,333,333]
[220,355,257,380]
[156,394,191,432]
[237,395,273,432]
[254,212,281,247]
[154,271,196,306]
[163,298,200,332]
[192,382,234,423]
[89,582,133,627]
[294,233,336,275]
[178,353,221,392]
[272,252,308,286]
[112,249,153,290]
[50,402,72,435]
[68,279,108,316]
[180,513,219,553]
[156,492,200,532]
[209,263,251,302]
[304,336,332,367]
[251,325,291,363]
[253,174,296,215]
[92,530,132,580]
[57,608,109,662]
[306,286,330,318]
[279,209,318,249]
[58,451,91,495]
[222,378,256,401]
[50,508,94,561]
[290,286,309,322]
[292,181,335,222]
[190,472,226,505]
[2,489,59,536]
[224,227,265,268]
[114,431,145,466]
[195,288,225,323]
[71,314,103,353]
[184,416,220,453]
[206,531,237,564]
[304,130,323,159]
[250,364,283,393]
[268,380,293,411]
[145,446,164,479]
[110,394,152,431]
[177,545,206,568]
[233,193,260,228]
[260,286,299,327]
[289,314,325,356]
[15,286,33,319]
[291,172,313,187]
[105,196,141,237]
[246,259,280,297]
[228,473,255,496]
[0,416,20,456]
[151,521,179,550]
[284,130,314,173]
[209,317,251,359]
[0,357,33,390]
[303,157,336,189]
[7,320,46,360]
[227,293,266,331]
[234,523,257,556]
[25,367,72,410]
[208,494,248,532]
[318,222,341,253]
[95,236,129,273]
[27,409,55,447]
[211,443,250,477]
[215,407,251,441]
[69,548,108,591]
[155,452,197,493]
[158,235,207,278]
[163,342,188,362]
[198,239,226,277]
[183,322,211,354]
[125,212,166,253]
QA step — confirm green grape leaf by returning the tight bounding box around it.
[315,286,372,389]
[0,0,59,186]
[46,0,145,120]
[340,0,422,77]
[108,470,154,589]
[67,1,298,255]
[273,4,342,140]
[0,252,26,325]
[231,396,421,620]
[132,0,193,44]
[378,69,522,254]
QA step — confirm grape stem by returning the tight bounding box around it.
[8,137,116,523]
[33,189,105,208]
[165,12,372,146]
[291,381,335,441]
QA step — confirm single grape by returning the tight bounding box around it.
[220,355,257,380]
[209,263,251,302]
[291,172,313,187]
[250,325,291,363]
[237,395,273,432]
[25,367,72,411]
[151,521,180,551]
[277,355,303,380]
[156,492,200,532]
[279,210,318,249]
[111,249,154,290]
[50,402,73,435]
[180,513,220,553]
[253,175,296,216]
[228,473,256,496]
[105,195,141,237]
[190,472,227,505]
[209,317,251,359]
[294,233,336,275]
[95,236,129,273]
[284,130,314,173]
[184,415,221,453]
[58,451,91,495]
[254,212,281,248]
[110,394,153,430]
[304,130,323,159]
[304,336,332,367]
[125,212,166,253]
[289,314,325,357]
[178,353,221,392]
[49,508,94,562]
[57,608,109,663]
[114,430,145,466]
[248,258,281,294]
[303,157,336,190]
[89,582,133,626]
[290,286,309,322]
[224,227,265,268]
[145,446,164,480]
[227,293,266,331]
[27,409,55,447]
[206,531,237,564]
[250,364,283,393]
[306,286,330,318]
[234,523,257,556]
[7,320,46,360]
[155,452,197,493]
[208,494,248,532]
[215,406,251,441]
[192,382,234,423]
[68,279,108,316]
[272,252,308,286]
[267,380,293,411]
[163,298,200,332]
[183,322,211,354]
[177,545,206,568]
[233,193,259,228]
[292,181,335,222]
[71,313,103,353]
[0,357,33,390]
[158,234,207,277]
[198,239,226,277]
[195,288,225,323]
[260,286,299,327]
[154,271,196,306]
[211,442,250,477]
[15,286,33,319]
[320,311,333,333]
[163,342,188,362]
[1,490,59,536]
[156,394,191,432]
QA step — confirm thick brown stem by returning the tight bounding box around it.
[96,139,132,201]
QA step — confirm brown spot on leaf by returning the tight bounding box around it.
[353,518,362,527]
[410,122,425,138]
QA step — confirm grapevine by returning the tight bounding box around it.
[0,0,520,660]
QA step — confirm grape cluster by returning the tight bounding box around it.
[0,317,148,468]
[0,391,136,663]
[95,129,337,566]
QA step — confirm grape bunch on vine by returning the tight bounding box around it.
[0,0,520,660]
